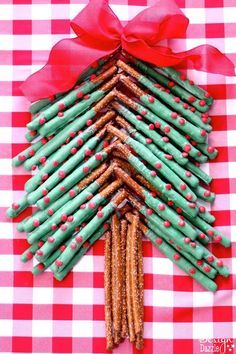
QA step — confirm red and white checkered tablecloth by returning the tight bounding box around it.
[0,1,235,353]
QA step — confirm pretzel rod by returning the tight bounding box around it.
[27,66,117,132]
[116,144,198,218]
[193,185,215,203]
[111,214,122,344]
[6,195,29,218]
[112,99,188,165]
[137,229,144,334]
[36,141,116,210]
[108,124,197,201]
[126,223,135,342]
[127,194,204,259]
[119,75,207,144]
[13,138,47,167]
[155,65,213,105]
[25,129,39,143]
[25,111,114,192]
[51,188,127,273]
[195,142,218,160]
[112,98,207,163]
[54,225,110,281]
[130,214,217,291]
[27,132,104,205]
[120,219,128,339]
[115,115,199,188]
[129,213,142,336]
[27,164,114,243]
[114,166,198,240]
[129,57,212,116]
[21,164,107,233]
[118,60,212,128]
[24,93,116,171]
[104,229,114,351]
[201,248,230,277]
[190,216,231,248]
[186,160,212,185]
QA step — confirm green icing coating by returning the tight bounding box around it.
[157,66,213,106]
[186,160,212,185]
[27,135,101,205]
[36,143,106,210]
[24,107,97,171]
[196,143,218,160]
[13,138,45,167]
[202,248,230,277]
[119,118,199,188]
[114,100,206,162]
[38,90,105,137]
[145,228,217,292]
[133,58,212,117]
[193,185,215,203]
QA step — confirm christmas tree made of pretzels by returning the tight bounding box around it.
[7,51,231,350]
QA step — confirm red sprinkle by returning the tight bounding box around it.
[179,118,185,125]
[47,209,54,216]
[146,209,153,216]
[184,237,190,244]
[76,235,83,243]
[67,215,74,222]
[199,100,206,106]
[58,170,65,178]
[155,162,162,169]
[71,147,77,155]
[44,196,50,204]
[69,189,76,197]
[180,183,186,191]
[188,95,196,103]
[77,138,84,146]
[204,190,211,197]
[148,96,155,103]
[180,74,187,81]
[173,253,180,261]
[207,146,215,154]
[48,236,55,243]
[164,126,170,133]
[156,237,163,245]
[89,202,96,209]
[52,161,59,167]
[86,119,93,126]
[158,204,165,211]
[146,138,152,144]
[57,112,64,117]
[55,260,63,267]
[28,149,35,157]
[184,144,191,153]
[61,214,67,222]
[214,235,222,243]
[165,154,173,160]
[174,97,180,103]
[149,124,155,130]
[201,130,207,137]
[186,193,193,201]
[70,243,77,250]
[176,207,183,214]
[165,184,172,190]
[171,112,178,119]
[203,265,211,272]
[95,153,102,160]
[183,103,188,109]
[83,166,90,173]
[136,115,142,120]
[36,249,43,256]
[33,219,40,227]
[216,260,223,267]
[51,224,57,231]
[164,220,171,228]
[185,171,192,177]
[189,268,196,274]
[168,81,175,88]
[141,110,147,116]
[199,206,206,213]
[12,202,20,210]
[97,211,103,218]
[207,230,214,237]
[150,170,156,177]
[178,220,185,227]
[60,224,67,231]
[77,91,83,99]
[42,189,48,196]
[155,122,161,129]
[190,242,196,248]
[207,255,214,263]
[26,252,34,260]
[60,186,65,191]
[39,117,46,125]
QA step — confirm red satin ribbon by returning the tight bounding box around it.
[21,0,235,102]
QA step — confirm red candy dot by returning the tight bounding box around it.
[171,112,178,119]
[176,207,183,214]
[42,189,48,196]
[164,126,170,133]
[58,170,65,178]
[184,144,191,153]
[89,202,96,209]
[36,249,43,256]
[60,186,65,191]
[51,224,57,231]
[207,255,214,263]
[55,260,63,267]
[146,138,152,144]
[186,193,193,201]
[141,110,147,115]
[77,91,83,99]
[199,100,206,106]
[83,166,90,173]
[95,153,102,160]
[146,209,153,216]
[44,196,50,204]
[76,235,83,243]
[214,235,222,243]
[184,237,190,244]
[185,171,192,177]
[180,74,187,81]
[61,214,67,222]
[173,253,180,261]
[39,117,46,125]
[178,220,185,227]
[28,149,35,157]
[52,161,59,167]
[155,162,162,169]
[189,80,194,85]
[190,242,196,248]
[189,268,196,274]
[48,236,55,243]
[174,97,180,103]
[158,204,165,211]
[168,81,175,88]
[199,233,205,239]
[87,194,93,201]
[180,183,186,191]
[207,146,215,154]
[149,124,155,130]
[85,149,92,157]
[42,173,48,181]
[179,118,185,125]
[188,95,196,103]
[26,252,33,260]
[156,237,163,245]
[136,115,142,120]
[148,96,155,103]
[60,224,67,231]
[60,245,66,252]
[18,155,26,161]
[165,184,172,190]
[150,170,156,177]
[167,200,174,206]
[33,219,40,227]
[71,147,77,154]
[203,265,211,272]
[183,103,188,109]
[70,243,77,250]
[164,220,171,228]
[80,204,86,209]
[162,137,169,143]
[155,122,160,129]
[47,209,54,216]
[197,260,203,266]
[77,138,84,146]
[207,229,214,237]
[86,119,93,126]
[67,215,74,222]
[165,154,173,160]
[204,190,211,197]
[69,189,76,197]
[216,260,223,267]
[201,130,207,137]
[57,112,64,117]
[58,103,65,110]
[97,211,103,218]
[12,202,19,210]
[190,107,196,112]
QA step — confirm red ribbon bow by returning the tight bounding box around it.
[21,0,235,102]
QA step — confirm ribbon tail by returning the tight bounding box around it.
[122,39,235,76]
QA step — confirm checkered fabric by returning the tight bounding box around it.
[0,1,236,353]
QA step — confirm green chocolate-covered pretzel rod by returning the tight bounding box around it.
[21,164,108,233]
[27,66,117,132]
[25,111,115,192]
[114,90,207,163]
[6,195,29,218]
[27,131,104,205]
[108,125,197,201]
[186,160,212,185]
[115,167,197,240]
[155,65,213,106]
[195,142,218,160]
[51,189,126,274]
[116,144,198,218]
[13,137,47,167]
[119,75,207,144]
[53,227,109,281]
[118,60,212,129]
[193,185,215,203]
[27,164,115,243]
[127,56,212,116]
[115,114,199,188]
[139,219,217,291]
[125,212,216,280]
[36,140,117,210]
[36,184,125,265]
[112,98,188,165]
[23,92,116,171]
